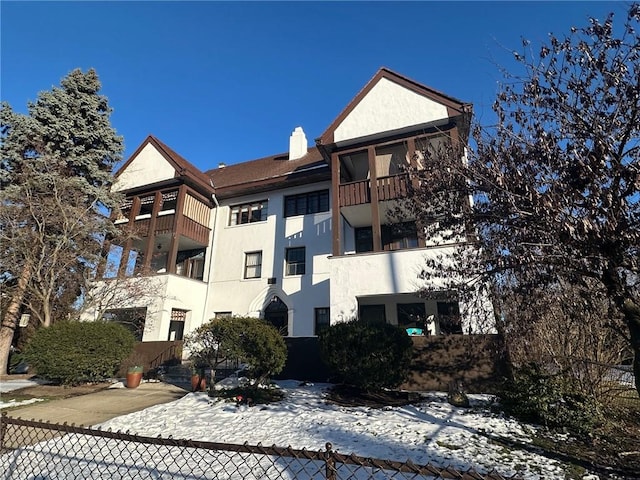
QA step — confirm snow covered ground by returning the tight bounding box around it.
[1,380,598,479]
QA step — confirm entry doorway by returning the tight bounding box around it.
[264,296,288,336]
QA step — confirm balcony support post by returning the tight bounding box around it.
[142,191,163,272]
[331,152,342,256]
[167,185,187,274]
[367,146,382,252]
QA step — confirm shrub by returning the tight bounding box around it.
[186,316,287,386]
[500,363,603,434]
[23,321,135,385]
[319,320,414,391]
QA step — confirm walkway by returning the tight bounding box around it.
[3,381,188,427]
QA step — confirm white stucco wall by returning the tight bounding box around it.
[80,274,207,341]
[113,143,176,192]
[334,78,449,143]
[329,246,495,334]
[207,181,332,336]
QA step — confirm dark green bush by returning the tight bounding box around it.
[500,363,603,434]
[319,320,414,390]
[23,321,135,385]
[186,316,287,385]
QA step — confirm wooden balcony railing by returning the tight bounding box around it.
[120,213,209,246]
[339,174,409,207]
[183,216,210,245]
[339,180,370,207]
[377,174,409,201]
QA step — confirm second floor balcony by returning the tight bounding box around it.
[339,173,409,207]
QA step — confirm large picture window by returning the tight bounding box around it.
[230,201,268,226]
[285,247,306,276]
[284,190,329,217]
[244,251,262,279]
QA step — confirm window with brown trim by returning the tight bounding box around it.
[230,201,268,226]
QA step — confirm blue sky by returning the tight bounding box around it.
[1,1,627,172]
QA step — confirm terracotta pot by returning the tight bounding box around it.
[191,374,206,392]
[126,371,143,389]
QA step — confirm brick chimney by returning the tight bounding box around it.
[289,126,307,160]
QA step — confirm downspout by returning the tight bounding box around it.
[201,181,220,327]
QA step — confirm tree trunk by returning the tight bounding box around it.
[622,299,640,397]
[0,263,32,375]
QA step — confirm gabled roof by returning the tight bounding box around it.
[317,67,472,146]
[206,147,330,200]
[114,135,215,195]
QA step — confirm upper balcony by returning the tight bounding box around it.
[108,185,213,279]
[339,173,409,207]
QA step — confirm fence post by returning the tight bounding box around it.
[0,412,7,451]
[324,442,336,480]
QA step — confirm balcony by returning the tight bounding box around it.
[120,214,209,246]
[339,174,408,207]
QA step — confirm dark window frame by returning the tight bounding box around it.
[285,247,306,276]
[314,307,330,335]
[284,190,329,217]
[230,200,268,226]
[244,251,262,279]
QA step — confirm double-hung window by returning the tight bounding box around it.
[284,190,329,217]
[244,251,262,279]
[285,247,305,276]
[230,201,268,226]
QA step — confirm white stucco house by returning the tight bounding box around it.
[82,68,490,344]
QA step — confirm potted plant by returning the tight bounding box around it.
[126,364,144,388]
[124,352,146,389]
[190,356,207,392]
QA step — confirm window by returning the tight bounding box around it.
[437,301,462,334]
[215,311,232,319]
[315,308,330,335]
[359,304,386,325]
[230,201,268,226]
[284,190,329,217]
[382,222,418,251]
[285,247,305,275]
[103,308,147,341]
[397,303,427,329]
[168,309,187,341]
[176,249,205,280]
[244,251,262,279]
[355,227,374,253]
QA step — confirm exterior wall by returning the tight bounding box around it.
[334,78,449,143]
[329,247,447,322]
[329,246,495,334]
[80,274,207,342]
[113,144,176,192]
[206,181,332,336]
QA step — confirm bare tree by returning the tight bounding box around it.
[405,5,640,394]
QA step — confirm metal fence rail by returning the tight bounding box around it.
[0,413,515,480]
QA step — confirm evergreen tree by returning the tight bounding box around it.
[0,68,123,374]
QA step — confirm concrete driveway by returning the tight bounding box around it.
[4,381,188,426]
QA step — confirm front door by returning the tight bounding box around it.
[264,296,288,336]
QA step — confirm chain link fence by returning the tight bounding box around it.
[0,413,518,480]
